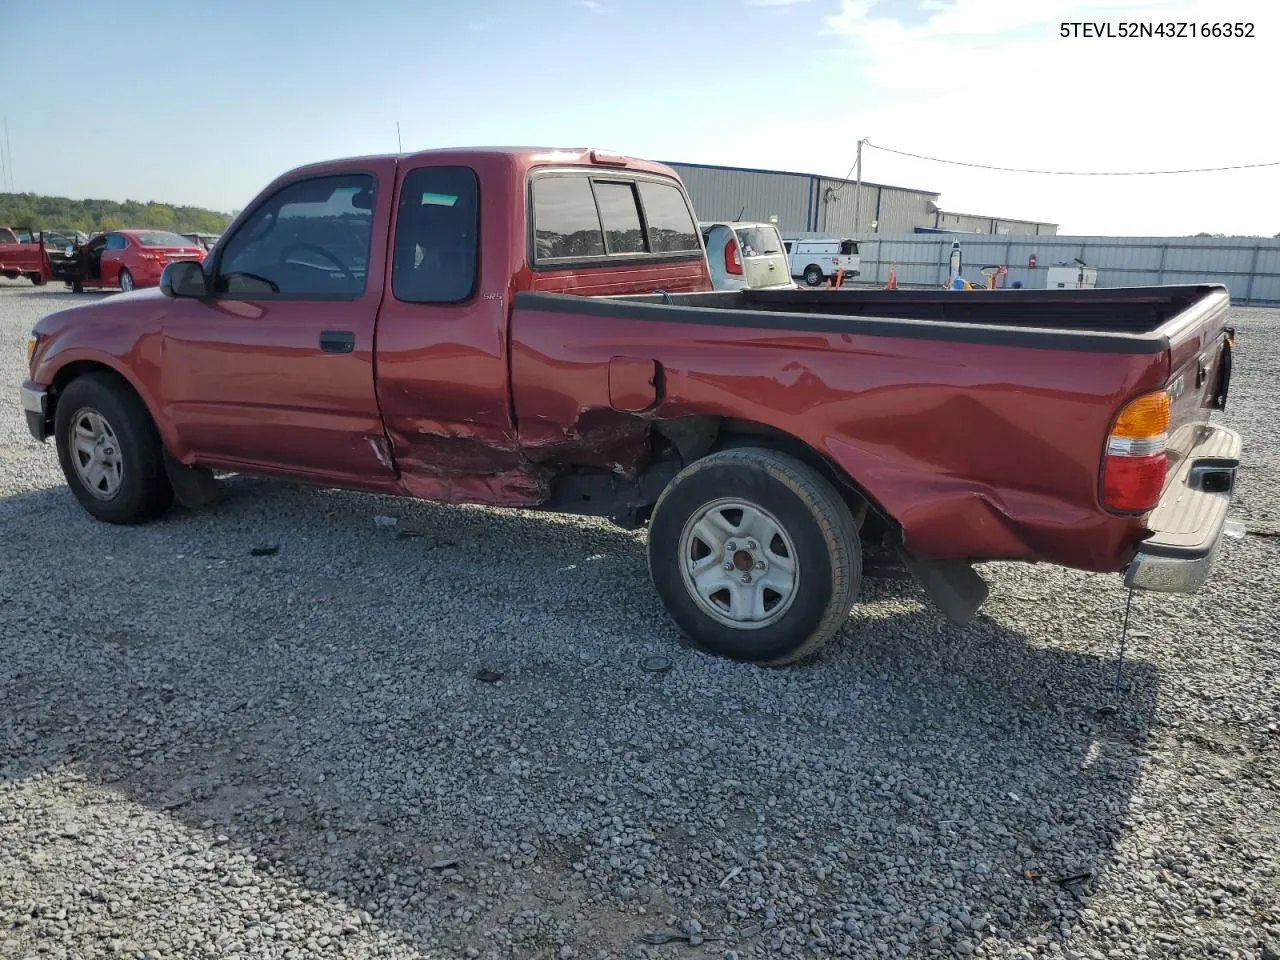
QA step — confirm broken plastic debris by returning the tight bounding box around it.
[641,655,672,674]
[373,515,398,527]
[1224,520,1246,540]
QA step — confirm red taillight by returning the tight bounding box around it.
[1100,389,1171,512]
[1102,454,1168,512]
[724,236,743,275]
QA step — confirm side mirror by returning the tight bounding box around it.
[160,260,209,298]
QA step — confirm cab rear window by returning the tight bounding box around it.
[530,173,701,266]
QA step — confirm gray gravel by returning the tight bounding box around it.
[1,278,1278,959]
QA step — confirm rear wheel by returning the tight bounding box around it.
[803,264,824,287]
[118,268,134,292]
[71,280,84,293]
[54,374,174,524]
[647,447,861,666]
[28,272,45,286]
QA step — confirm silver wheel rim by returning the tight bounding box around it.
[120,271,133,291]
[677,498,799,630]
[69,407,124,500]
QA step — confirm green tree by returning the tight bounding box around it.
[0,191,233,234]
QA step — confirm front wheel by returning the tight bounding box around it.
[54,373,174,524]
[803,264,824,287]
[28,272,45,286]
[647,447,861,666]
[118,268,134,292]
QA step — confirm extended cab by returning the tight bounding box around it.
[20,147,1242,666]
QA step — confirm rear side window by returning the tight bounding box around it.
[840,240,858,255]
[0,228,15,243]
[534,176,605,260]
[106,234,127,250]
[530,173,702,265]
[392,165,479,304]
[593,181,645,254]
[636,181,700,253]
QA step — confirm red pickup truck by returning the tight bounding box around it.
[0,226,49,284]
[20,147,1242,665]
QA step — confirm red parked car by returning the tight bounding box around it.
[19,147,1242,666]
[61,229,206,293]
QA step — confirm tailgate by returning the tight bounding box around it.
[1162,286,1234,476]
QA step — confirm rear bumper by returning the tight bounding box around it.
[1124,424,1242,593]
[20,381,49,442]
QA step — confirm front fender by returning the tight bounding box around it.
[32,334,182,459]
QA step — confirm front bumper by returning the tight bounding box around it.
[1124,424,1242,593]
[20,381,49,442]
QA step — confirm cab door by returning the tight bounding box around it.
[97,232,128,286]
[157,164,399,483]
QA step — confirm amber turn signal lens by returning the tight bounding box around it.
[26,334,38,365]
[1111,390,1170,439]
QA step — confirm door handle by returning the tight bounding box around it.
[320,330,355,354]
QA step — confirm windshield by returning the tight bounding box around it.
[734,224,784,257]
[134,231,195,247]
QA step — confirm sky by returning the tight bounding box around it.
[2,0,1277,236]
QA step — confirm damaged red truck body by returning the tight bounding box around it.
[20,147,1242,665]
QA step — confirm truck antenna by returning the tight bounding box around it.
[396,121,403,154]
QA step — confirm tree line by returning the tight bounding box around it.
[0,192,233,235]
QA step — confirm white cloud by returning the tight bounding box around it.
[746,0,812,7]
[810,0,1280,234]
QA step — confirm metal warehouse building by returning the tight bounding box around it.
[666,161,1057,237]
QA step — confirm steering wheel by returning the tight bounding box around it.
[278,243,353,284]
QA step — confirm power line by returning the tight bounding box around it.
[864,142,1280,176]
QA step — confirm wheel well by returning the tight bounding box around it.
[49,362,138,420]
[653,415,896,540]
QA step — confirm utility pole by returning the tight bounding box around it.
[853,137,868,233]
[3,118,12,192]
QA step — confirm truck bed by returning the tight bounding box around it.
[586,284,1227,353]
[509,283,1232,572]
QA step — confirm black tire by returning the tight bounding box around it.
[803,264,824,287]
[647,446,861,666]
[118,268,134,292]
[28,272,46,286]
[71,280,84,293]
[54,373,174,524]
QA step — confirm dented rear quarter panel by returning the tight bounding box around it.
[509,305,1169,571]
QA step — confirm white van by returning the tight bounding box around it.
[782,237,861,287]
[699,221,797,292]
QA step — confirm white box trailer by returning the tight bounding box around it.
[1046,264,1098,289]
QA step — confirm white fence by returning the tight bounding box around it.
[808,233,1280,304]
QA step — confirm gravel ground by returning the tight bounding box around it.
[1,279,1277,960]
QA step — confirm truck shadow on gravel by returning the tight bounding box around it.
[0,477,1159,958]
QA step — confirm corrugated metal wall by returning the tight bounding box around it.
[668,162,1057,236]
[666,164,812,232]
[930,213,1057,236]
[824,232,1280,303]
[877,189,940,234]
[811,182,939,234]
